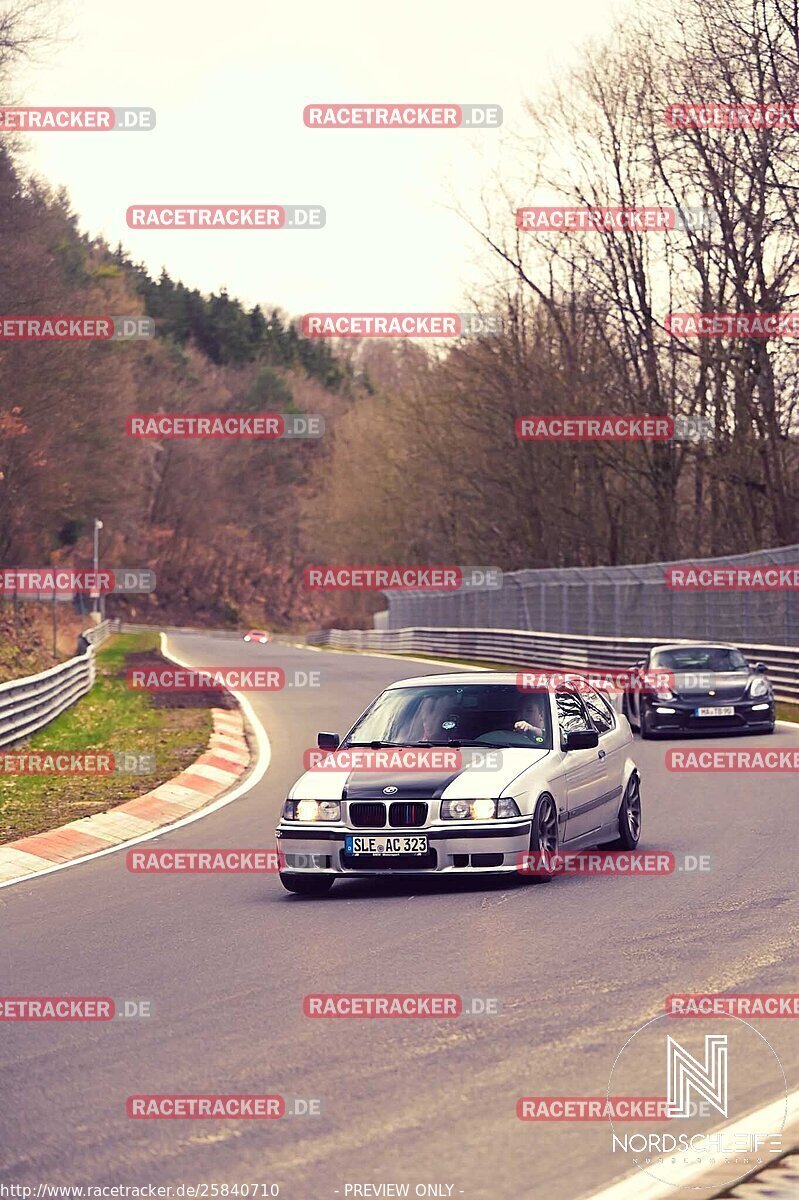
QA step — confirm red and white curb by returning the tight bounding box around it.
[0,633,271,889]
[0,710,250,886]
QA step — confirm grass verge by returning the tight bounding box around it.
[776,701,799,724]
[0,632,214,843]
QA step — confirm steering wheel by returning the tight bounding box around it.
[473,729,543,747]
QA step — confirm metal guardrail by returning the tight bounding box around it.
[307,626,799,704]
[77,619,114,652]
[0,650,95,749]
[379,544,799,645]
[0,621,115,749]
[119,623,243,639]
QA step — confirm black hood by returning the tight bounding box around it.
[673,670,755,702]
[343,769,462,800]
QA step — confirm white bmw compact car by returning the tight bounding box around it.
[276,672,641,894]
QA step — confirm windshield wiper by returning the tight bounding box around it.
[344,738,541,750]
[344,740,411,748]
[406,739,522,748]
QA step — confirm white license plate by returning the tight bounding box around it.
[345,834,428,856]
[695,706,735,717]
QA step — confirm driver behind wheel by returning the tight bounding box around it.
[514,694,548,739]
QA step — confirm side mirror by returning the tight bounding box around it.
[564,729,599,751]
[317,731,340,750]
[753,662,768,674]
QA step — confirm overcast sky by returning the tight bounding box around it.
[13,0,628,317]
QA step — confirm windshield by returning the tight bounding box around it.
[345,683,553,750]
[651,646,748,673]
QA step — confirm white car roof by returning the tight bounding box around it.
[384,671,576,689]
[651,641,740,653]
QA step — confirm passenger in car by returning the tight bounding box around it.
[408,693,456,742]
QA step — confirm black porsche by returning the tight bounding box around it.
[622,642,775,738]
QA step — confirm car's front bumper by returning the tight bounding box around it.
[275,819,532,875]
[642,696,775,734]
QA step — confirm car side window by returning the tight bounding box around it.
[555,689,591,745]
[580,684,615,734]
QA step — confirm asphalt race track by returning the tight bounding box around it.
[1,633,798,1199]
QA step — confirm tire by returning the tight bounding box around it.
[639,705,655,740]
[623,692,644,734]
[279,873,335,896]
[525,794,559,884]
[605,772,642,850]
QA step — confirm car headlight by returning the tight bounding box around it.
[749,676,770,698]
[283,799,341,822]
[440,797,521,820]
[654,689,675,701]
